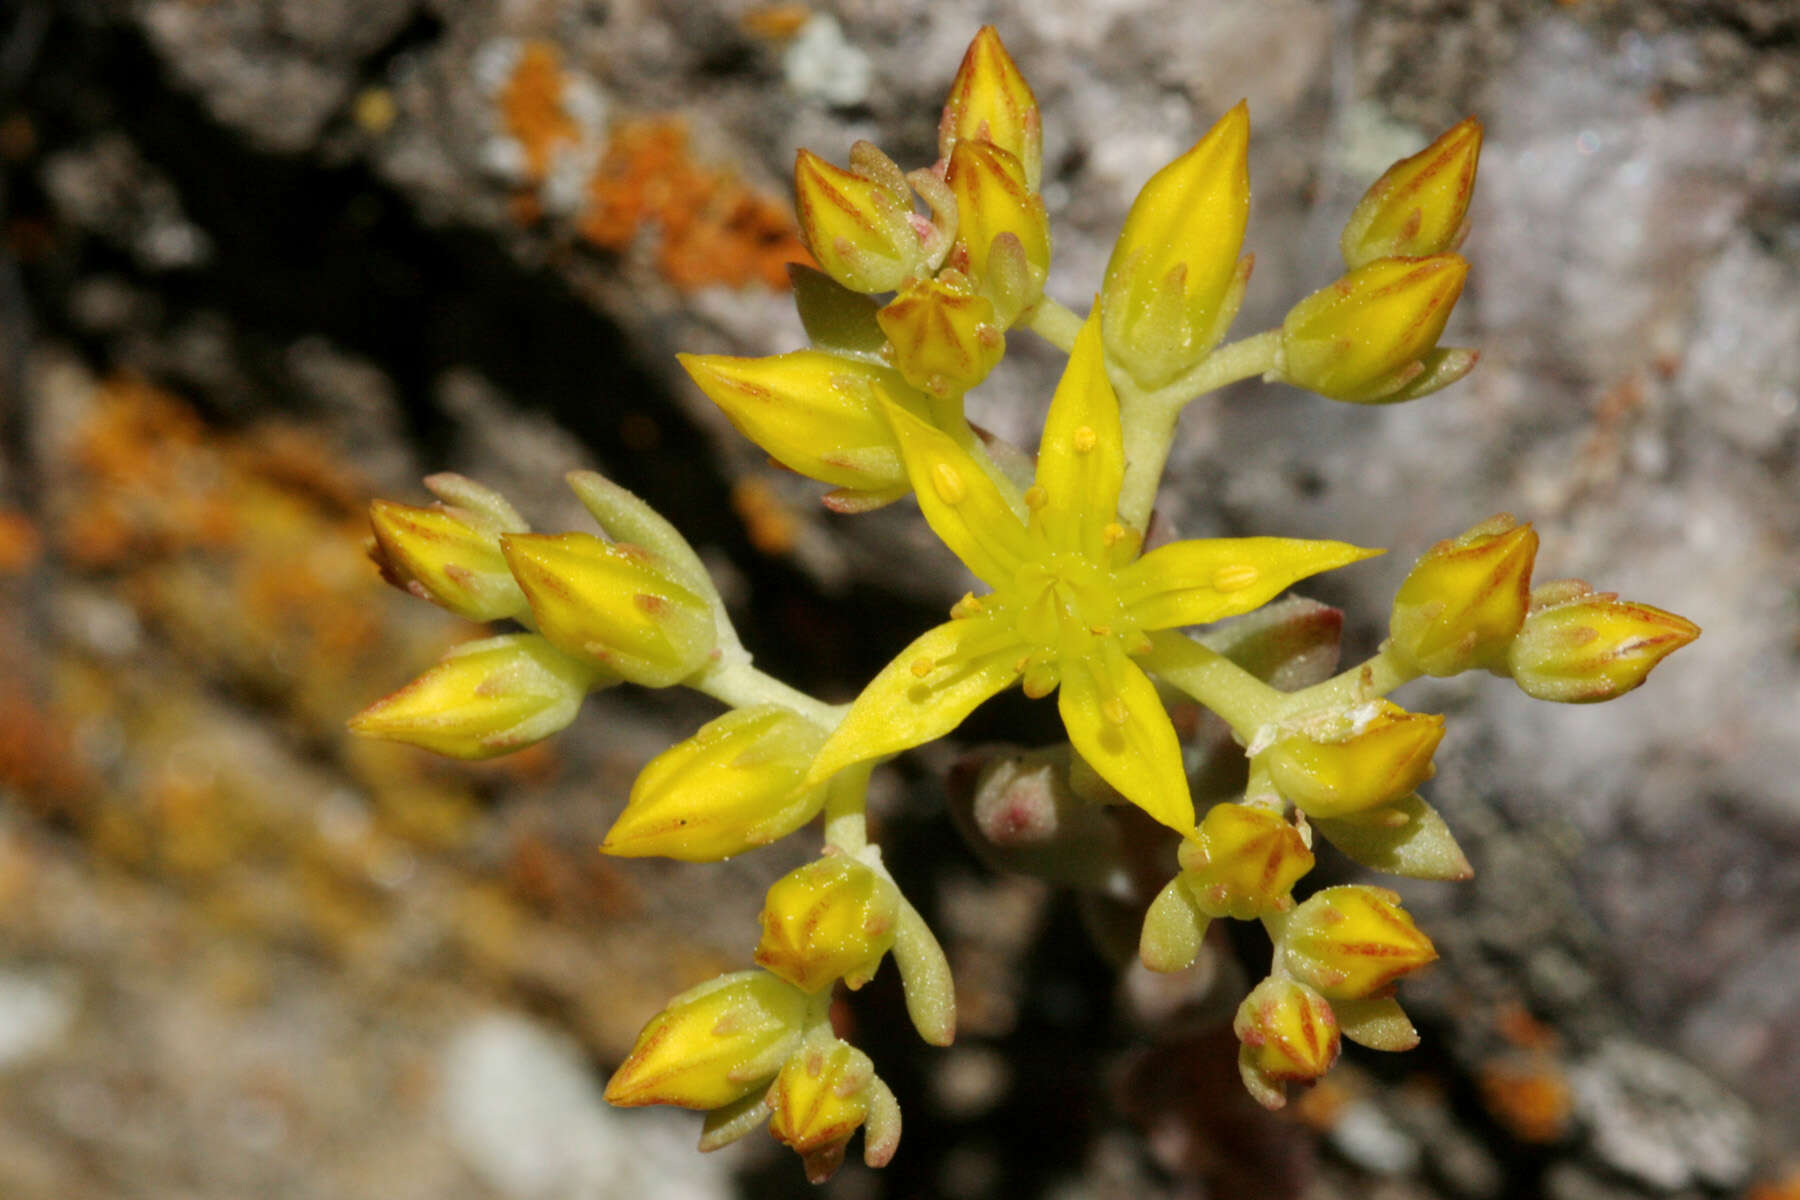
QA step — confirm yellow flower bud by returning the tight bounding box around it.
[794,147,922,294]
[876,273,1005,399]
[945,138,1050,303]
[349,633,601,759]
[1389,514,1539,676]
[678,350,930,502]
[1100,102,1251,388]
[501,531,716,688]
[603,970,808,1111]
[755,855,901,993]
[767,1037,899,1183]
[1340,117,1483,269]
[1280,885,1437,1001]
[1505,583,1700,704]
[938,26,1042,191]
[603,705,829,861]
[368,494,526,622]
[1176,802,1315,920]
[1232,977,1340,1110]
[1260,701,1445,819]
[1278,254,1468,404]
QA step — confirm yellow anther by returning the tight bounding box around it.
[1103,696,1130,725]
[910,656,935,679]
[1072,425,1098,454]
[930,461,967,505]
[1102,522,1130,546]
[1023,484,1048,511]
[1088,624,1112,638]
[1212,563,1261,592]
[949,592,986,619]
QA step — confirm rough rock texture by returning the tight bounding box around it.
[2,0,1797,1197]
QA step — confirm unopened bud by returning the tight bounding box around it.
[368,481,527,621]
[604,970,809,1111]
[679,350,930,501]
[794,148,923,294]
[1101,103,1252,388]
[1233,976,1340,1110]
[938,26,1042,191]
[1177,802,1315,920]
[756,855,901,993]
[766,1038,900,1182]
[502,531,716,688]
[1390,514,1538,676]
[1340,117,1483,269]
[349,633,601,759]
[1280,885,1437,1001]
[603,705,830,862]
[1261,701,1445,819]
[946,139,1050,311]
[1506,583,1699,703]
[876,273,1005,399]
[1278,254,1468,404]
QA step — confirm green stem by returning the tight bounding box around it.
[1115,330,1283,532]
[1142,630,1283,740]
[689,658,844,728]
[1279,641,1419,717]
[1021,296,1086,353]
[822,763,872,854]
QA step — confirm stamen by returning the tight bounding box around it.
[1072,425,1097,454]
[1088,624,1112,637]
[1023,484,1047,511]
[931,461,966,505]
[1102,522,1130,546]
[1103,696,1130,725]
[910,656,935,678]
[950,592,986,619]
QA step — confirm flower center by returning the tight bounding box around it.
[999,552,1138,696]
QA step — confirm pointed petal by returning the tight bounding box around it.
[1120,537,1381,631]
[1033,313,1126,558]
[883,399,1033,589]
[1057,641,1195,836]
[808,615,1023,785]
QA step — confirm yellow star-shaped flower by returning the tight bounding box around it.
[807,315,1378,835]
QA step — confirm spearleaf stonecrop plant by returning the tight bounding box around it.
[352,28,1699,1180]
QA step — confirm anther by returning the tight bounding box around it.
[1102,522,1130,546]
[1024,485,1047,511]
[1072,425,1097,454]
[910,656,935,678]
[1103,696,1130,725]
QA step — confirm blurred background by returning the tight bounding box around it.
[0,1,1796,1197]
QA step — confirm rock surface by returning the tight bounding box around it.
[2,0,1797,1196]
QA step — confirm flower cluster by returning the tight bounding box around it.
[352,28,1697,1178]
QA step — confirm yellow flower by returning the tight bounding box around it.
[1279,885,1437,1001]
[349,633,603,759]
[603,970,808,1111]
[602,705,831,861]
[755,855,901,993]
[368,482,528,622]
[1340,117,1483,269]
[805,315,1378,836]
[1259,700,1446,819]
[1232,976,1340,1110]
[1279,254,1470,404]
[1100,101,1252,388]
[938,26,1042,191]
[793,148,922,294]
[765,1038,892,1183]
[1505,581,1700,703]
[876,273,1006,399]
[945,138,1051,305]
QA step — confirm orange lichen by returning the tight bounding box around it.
[1748,1165,1800,1200]
[731,475,799,555]
[498,40,582,184]
[1477,1053,1573,1144]
[740,4,815,40]
[0,509,40,573]
[0,685,95,818]
[578,118,812,291]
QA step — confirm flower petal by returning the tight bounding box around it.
[882,399,1033,588]
[808,614,1023,785]
[1120,537,1381,631]
[1032,313,1126,558]
[1057,640,1195,836]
